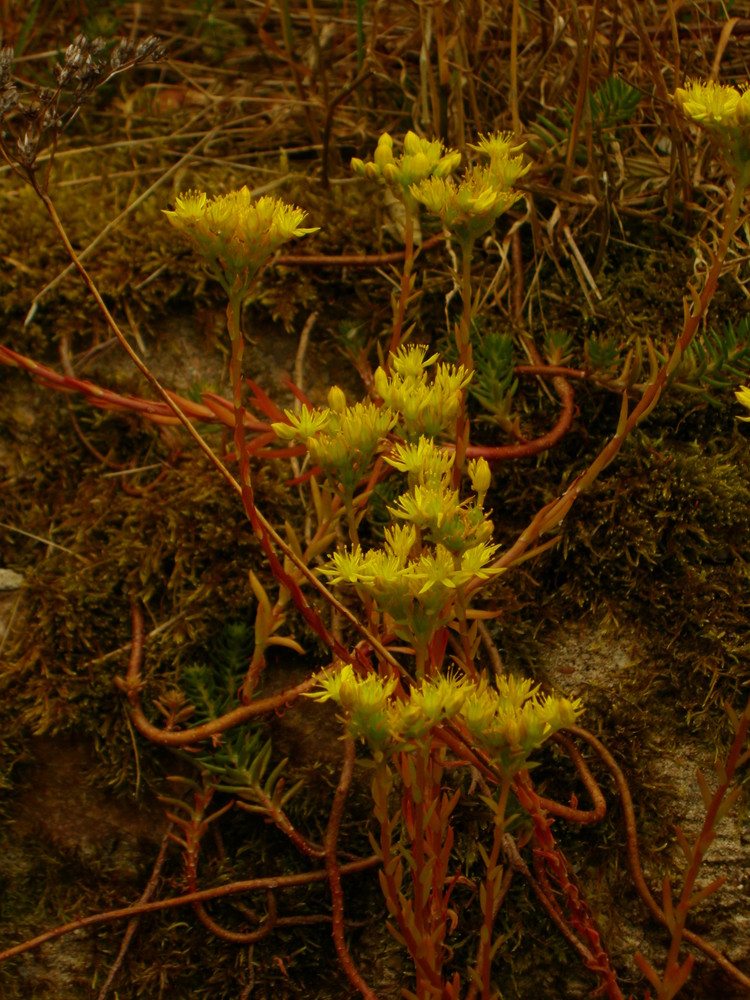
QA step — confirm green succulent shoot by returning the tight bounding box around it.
[164,186,318,293]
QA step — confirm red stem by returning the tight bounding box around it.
[325,737,377,999]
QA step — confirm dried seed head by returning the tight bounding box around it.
[89,37,106,58]
[0,46,13,87]
[40,106,61,132]
[134,36,165,63]
[110,39,133,70]
[0,84,18,118]
[64,35,88,69]
[16,130,37,167]
[54,62,71,86]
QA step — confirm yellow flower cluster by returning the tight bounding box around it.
[306,402,396,493]
[373,344,472,440]
[324,530,501,646]
[675,80,750,128]
[272,397,396,496]
[308,664,581,762]
[388,453,493,552]
[735,384,750,420]
[351,131,461,208]
[306,663,398,748]
[270,346,499,652]
[675,81,750,184]
[271,346,473,501]
[324,429,499,648]
[460,675,581,771]
[164,186,317,291]
[411,132,530,244]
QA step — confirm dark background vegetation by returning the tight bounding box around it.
[0,1,749,997]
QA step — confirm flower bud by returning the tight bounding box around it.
[373,366,389,400]
[403,131,421,155]
[327,385,347,412]
[382,163,399,184]
[409,151,431,180]
[468,458,491,496]
[374,134,394,167]
[434,150,462,177]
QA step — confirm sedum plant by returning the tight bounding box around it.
[2,38,750,1000]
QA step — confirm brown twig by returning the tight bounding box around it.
[464,371,574,462]
[568,724,750,992]
[97,825,173,1000]
[116,603,318,746]
[276,233,444,267]
[0,856,379,965]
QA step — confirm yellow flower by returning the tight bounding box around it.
[306,664,397,749]
[383,524,418,562]
[675,81,750,184]
[469,132,527,163]
[168,189,207,223]
[411,164,522,245]
[385,437,455,485]
[164,186,318,290]
[735,385,750,421]
[351,131,461,208]
[272,403,331,441]
[390,674,467,741]
[325,546,367,584]
[675,80,741,127]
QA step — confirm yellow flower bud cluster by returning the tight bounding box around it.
[374,344,472,440]
[308,665,581,761]
[164,186,318,292]
[674,81,750,185]
[351,131,462,208]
